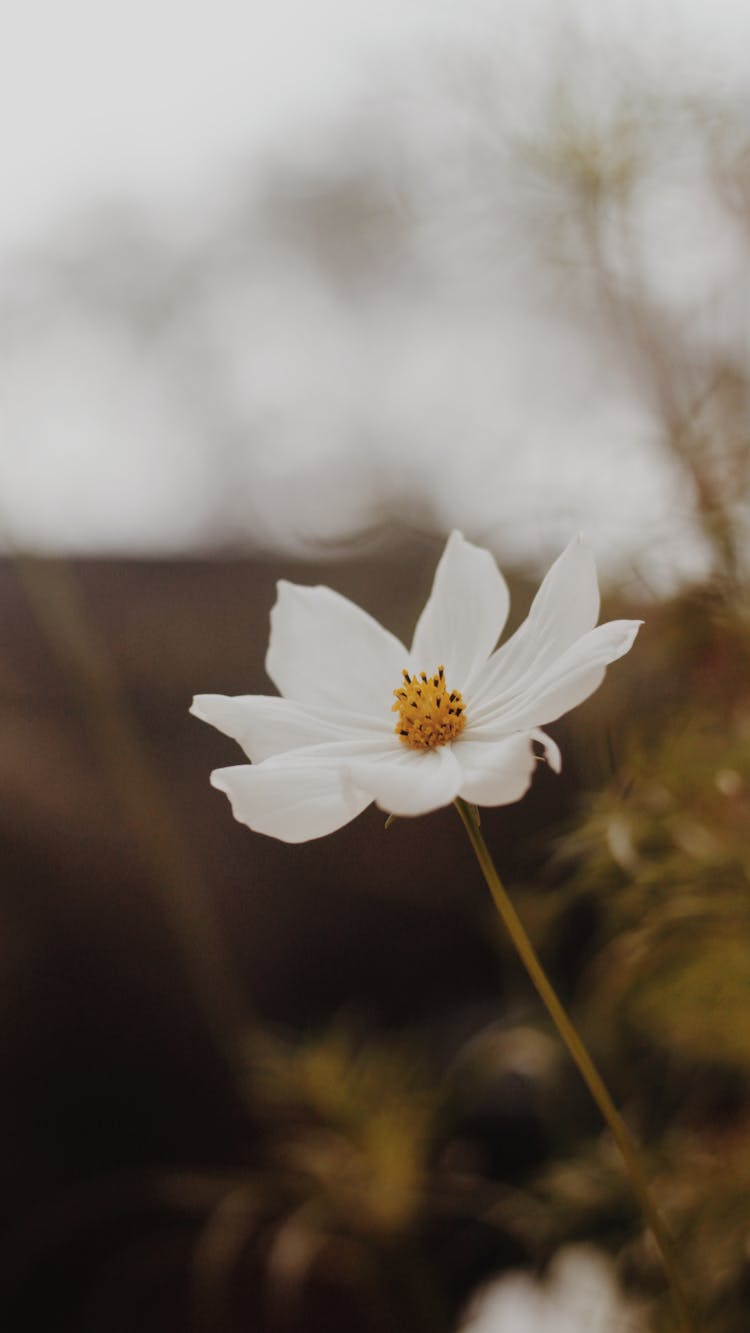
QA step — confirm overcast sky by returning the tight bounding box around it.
[2,1,750,588]
[1,1,477,253]
[4,0,749,256]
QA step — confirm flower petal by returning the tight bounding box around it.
[346,741,463,817]
[210,756,372,843]
[410,531,510,690]
[454,734,537,806]
[531,728,562,774]
[470,536,600,709]
[475,619,642,733]
[266,581,407,721]
[190,693,380,763]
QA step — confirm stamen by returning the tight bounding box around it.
[392,664,467,750]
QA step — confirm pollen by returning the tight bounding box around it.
[392,665,467,750]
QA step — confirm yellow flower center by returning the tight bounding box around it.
[392,665,466,750]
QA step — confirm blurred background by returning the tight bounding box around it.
[2,2,750,1329]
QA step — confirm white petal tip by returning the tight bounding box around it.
[531,729,562,773]
[269,578,299,611]
[190,693,237,730]
[604,619,643,661]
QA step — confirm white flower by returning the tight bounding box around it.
[191,533,641,843]
[457,1246,648,1333]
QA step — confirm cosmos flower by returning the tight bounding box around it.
[458,1245,647,1333]
[191,533,640,842]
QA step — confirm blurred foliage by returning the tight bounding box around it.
[528,581,750,1330]
[248,1029,436,1238]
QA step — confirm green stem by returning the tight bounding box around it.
[454,798,694,1333]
